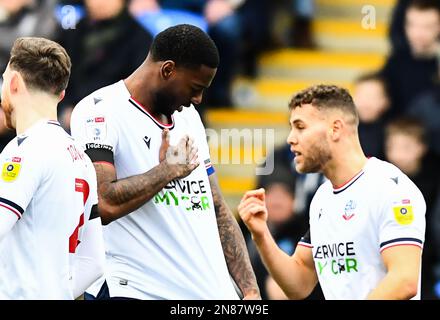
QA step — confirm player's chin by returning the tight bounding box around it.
[294,163,305,174]
[294,159,306,173]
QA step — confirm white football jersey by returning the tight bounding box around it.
[0,120,98,299]
[71,80,239,300]
[298,157,426,300]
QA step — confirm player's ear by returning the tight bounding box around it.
[8,71,21,95]
[58,90,66,102]
[330,119,343,141]
[160,60,176,80]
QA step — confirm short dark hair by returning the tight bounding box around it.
[289,84,358,125]
[9,37,71,95]
[408,0,440,14]
[355,72,390,98]
[385,117,427,144]
[150,24,219,69]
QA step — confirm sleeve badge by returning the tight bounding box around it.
[2,157,22,182]
[393,205,414,225]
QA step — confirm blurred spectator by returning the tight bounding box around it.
[291,0,315,48]
[238,0,272,78]
[389,0,412,53]
[0,0,58,83]
[242,164,323,300]
[385,117,440,299]
[353,73,391,159]
[58,0,153,130]
[0,109,14,152]
[241,143,324,299]
[407,64,440,155]
[381,0,440,116]
[129,0,208,35]
[264,0,315,49]
[0,0,56,148]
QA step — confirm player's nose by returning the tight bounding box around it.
[287,129,298,145]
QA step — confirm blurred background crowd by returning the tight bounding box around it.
[0,0,439,300]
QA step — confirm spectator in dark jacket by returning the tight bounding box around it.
[58,0,153,130]
[385,117,440,299]
[406,65,440,155]
[381,0,440,116]
[0,0,58,75]
[353,73,391,160]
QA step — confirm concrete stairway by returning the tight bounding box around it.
[207,0,397,210]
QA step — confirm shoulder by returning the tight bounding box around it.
[3,126,62,169]
[176,105,205,129]
[365,158,424,202]
[72,81,125,119]
[181,105,203,120]
[311,180,332,203]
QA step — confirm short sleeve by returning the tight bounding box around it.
[378,178,426,253]
[84,156,99,221]
[189,107,215,176]
[298,229,313,248]
[70,99,118,165]
[0,144,44,219]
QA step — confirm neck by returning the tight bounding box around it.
[124,61,157,114]
[323,137,368,188]
[15,92,58,135]
[412,42,440,58]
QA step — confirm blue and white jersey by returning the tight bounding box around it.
[299,157,426,299]
[71,80,238,300]
[0,120,98,299]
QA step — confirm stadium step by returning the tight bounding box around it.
[313,19,389,53]
[258,49,386,79]
[231,77,353,110]
[232,49,386,110]
[205,109,290,209]
[212,0,397,209]
[316,0,396,22]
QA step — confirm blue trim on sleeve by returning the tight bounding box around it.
[380,237,423,248]
[207,166,215,176]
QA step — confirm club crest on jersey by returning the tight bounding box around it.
[393,204,414,225]
[2,157,22,182]
[342,200,356,220]
[86,116,107,141]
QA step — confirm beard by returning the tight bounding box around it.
[295,138,332,174]
[153,87,180,117]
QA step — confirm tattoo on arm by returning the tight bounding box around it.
[209,174,260,298]
[94,162,172,224]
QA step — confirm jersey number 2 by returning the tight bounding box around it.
[69,178,90,253]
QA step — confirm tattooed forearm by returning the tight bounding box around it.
[209,174,260,298]
[94,162,173,224]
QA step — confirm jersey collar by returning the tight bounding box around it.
[332,170,365,194]
[128,97,175,130]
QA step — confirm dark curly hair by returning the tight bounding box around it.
[289,84,359,126]
[150,24,219,69]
